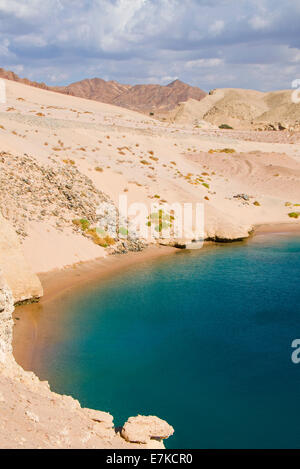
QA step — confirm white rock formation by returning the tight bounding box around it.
[0,213,43,303]
[0,274,14,363]
[122,415,175,444]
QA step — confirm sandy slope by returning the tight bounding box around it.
[162,88,300,130]
[0,79,299,273]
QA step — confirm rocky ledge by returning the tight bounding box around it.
[0,273,174,449]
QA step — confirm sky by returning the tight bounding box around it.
[0,0,299,91]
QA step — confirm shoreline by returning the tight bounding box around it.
[18,222,300,304]
[253,222,300,235]
[12,244,180,370]
[12,224,300,371]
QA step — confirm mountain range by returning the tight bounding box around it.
[0,68,206,113]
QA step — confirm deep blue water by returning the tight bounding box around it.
[34,234,300,448]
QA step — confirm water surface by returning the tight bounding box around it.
[31,234,300,448]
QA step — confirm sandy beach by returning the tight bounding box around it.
[12,244,178,370]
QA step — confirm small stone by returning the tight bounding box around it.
[25,410,40,423]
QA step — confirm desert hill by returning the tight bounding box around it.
[1,67,299,129]
[0,67,49,91]
[55,78,131,104]
[112,79,206,112]
[163,88,300,130]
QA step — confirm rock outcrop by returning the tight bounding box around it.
[0,214,43,303]
[0,274,14,363]
[0,213,43,303]
[122,415,174,444]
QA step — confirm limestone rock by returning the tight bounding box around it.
[121,415,174,444]
[205,204,252,241]
[25,410,40,423]
[0,212,43,303]
[84,408,114,428]
[0,274,14,363]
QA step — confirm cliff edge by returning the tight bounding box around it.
[0,213,43,303]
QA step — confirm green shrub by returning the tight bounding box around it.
[72,218,91,231]
[119,226,128,236]
[219,124,233,130]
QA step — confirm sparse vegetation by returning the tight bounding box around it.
[63,159,76,165]
[209,148,236,154]
[72,218,91,231]
[146,209,175,234]
[86,228,116,247]
[219,124,233,130]
[288,212,300,219]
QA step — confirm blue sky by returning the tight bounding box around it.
[0,0,299,91]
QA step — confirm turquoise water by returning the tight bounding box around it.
[34,234,300,448]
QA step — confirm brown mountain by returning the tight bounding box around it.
[112,79,207,112]
[55,78,131,104]
[0,67,49,90]
[0,67,206,112]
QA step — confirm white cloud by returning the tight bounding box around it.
[209,20,225,36]
[0,0,58,19]
[185,58,224,69]
[249,15,270,30]
[0,0,299,91]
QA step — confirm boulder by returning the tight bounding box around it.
[0,213,43,303]
[121,415,174,444]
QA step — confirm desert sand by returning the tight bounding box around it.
[0,78,299,275]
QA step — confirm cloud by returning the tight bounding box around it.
[0,0,298,91]
[209,20,225,36]
[185,58,224,68]
[249,16,271,30]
